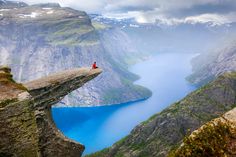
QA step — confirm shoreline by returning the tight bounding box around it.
[53,96,151,108]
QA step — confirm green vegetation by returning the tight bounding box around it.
[52,25,93,36]
[102,84,151,104]
[0,72,14,82]
[40,18,100,46]
[92,22,111,30]
[0,98,18,108]
[102,87,129,104]
[85,148,109,157]
[224,72,236,79]
[141,112,159,125]
[169,119,236,157]
[129,142,146,151]
[0,71,28,91]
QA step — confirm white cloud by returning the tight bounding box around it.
[184,14,231,25]
[10,0,236,25]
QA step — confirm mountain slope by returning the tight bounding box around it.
[170,108,236,157]
[0,1,151,106]
[187,40,236,86]
[88,72,236,157]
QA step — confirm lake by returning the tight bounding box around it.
[52,52,197,155]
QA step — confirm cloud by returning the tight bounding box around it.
[103,0,236,25]
[184,13,231,25]
[10,0,236,25]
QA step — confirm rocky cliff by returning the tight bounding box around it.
[187,40,236,86]
[0,66,101,157]
[88,72,236,157]
[0,1,151,107]
[170,108,236,157]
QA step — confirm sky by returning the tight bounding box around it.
[10,0,236,25]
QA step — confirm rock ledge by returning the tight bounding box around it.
[0,66,102,157]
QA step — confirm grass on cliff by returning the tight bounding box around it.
[169,119,236,157]
[102,78,152,104]
[41,19,99,46]
[0,98,18,108]
[0,72,27,91]
[92,22,111,30]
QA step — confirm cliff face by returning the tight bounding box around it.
[187,40,236,86]
[0,1,151,107]
[88,72,236,157]
[0,66,101,157]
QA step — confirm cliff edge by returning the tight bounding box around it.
[0,66,102,157]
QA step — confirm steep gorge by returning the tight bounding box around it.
[88,72,236,157]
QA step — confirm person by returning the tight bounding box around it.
[92,62,98,69]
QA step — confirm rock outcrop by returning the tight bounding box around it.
[171,108,236,156]
[0,66,102,157]
[88,72,236,157]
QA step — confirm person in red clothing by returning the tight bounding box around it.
[92,62,98,69]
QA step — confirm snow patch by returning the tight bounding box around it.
[18,12,41,18]
[0,9,10,11]
[0,14,3,16]
[46,10,54,14]
[42,8,52,10]
[129,24,140,28]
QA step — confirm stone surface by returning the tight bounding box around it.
[24,68,102,107]
[0,66,101,157]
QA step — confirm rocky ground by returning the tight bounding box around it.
[171,108,236,157]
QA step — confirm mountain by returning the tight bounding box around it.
[91,14,236,54]
[88,72,236,157]
[0,1,151,106]
[0,0,27,8]
[187,39,236,86]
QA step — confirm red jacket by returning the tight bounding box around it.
[92,63,97,69]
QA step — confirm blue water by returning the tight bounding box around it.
[52,52,197,155]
